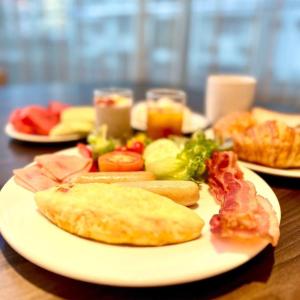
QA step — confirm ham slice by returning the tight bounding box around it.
[35,154,91,182]
[14,154,92,192]
[207,151,280,246]
[13,165,58,192]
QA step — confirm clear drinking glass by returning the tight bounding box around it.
[93,88,133,139]
[146,88,186,139]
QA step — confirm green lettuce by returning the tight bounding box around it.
[87,125,119,159]
[144,131,218,181]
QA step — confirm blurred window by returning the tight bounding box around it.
[0,0,299,108]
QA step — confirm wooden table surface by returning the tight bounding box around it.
[0,83,299,300]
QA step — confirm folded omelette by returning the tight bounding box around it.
[35,183,204,246]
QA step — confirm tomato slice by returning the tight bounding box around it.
[127,141,144,154]
[98,151,144,172]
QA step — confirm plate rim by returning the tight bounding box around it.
[0,148,281,287]
[131,102,209,133]
[239,161,300,178]
[4,123,85,143]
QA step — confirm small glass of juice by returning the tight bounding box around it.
[93,88,133,139]
[146,88,186,139]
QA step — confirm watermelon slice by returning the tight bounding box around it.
[48,100,70,119]
[20,106,59,135]
[9,109,34,134]
[9,101,70,135]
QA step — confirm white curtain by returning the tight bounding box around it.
[0,0,299,108]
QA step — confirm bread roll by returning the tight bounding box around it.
[74,171,155,184]
[114,180,199,206]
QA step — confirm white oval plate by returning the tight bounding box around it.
[131,102,209,134]
[5,123,85,143]
[0,149,281,287]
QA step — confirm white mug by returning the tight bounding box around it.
[204,75,256,124]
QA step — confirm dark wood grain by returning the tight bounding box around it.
[0,83,299,300]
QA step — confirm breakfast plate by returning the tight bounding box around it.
[5,123,85,143]
[131,101,209,133]
[0,148,281,287]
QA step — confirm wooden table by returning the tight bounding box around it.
[0,83,299,300]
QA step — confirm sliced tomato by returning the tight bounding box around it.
[98,151,144,172]
[126,141,144,154]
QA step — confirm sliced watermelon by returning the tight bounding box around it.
[48,101,70,119]
[9,109,34,134]
[9,101,70,135]
[20,106,59,135]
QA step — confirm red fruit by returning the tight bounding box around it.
[115,146,128,152]
[48,101,70,119]
[20,106,59,135]
[9,109,34,134]
[96,98,116,106]
[127,141,144,154]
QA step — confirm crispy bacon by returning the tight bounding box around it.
[207,151,243,205]
[207,151,280,246]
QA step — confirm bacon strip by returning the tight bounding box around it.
[206,151,243,205]
[207,151,280,246]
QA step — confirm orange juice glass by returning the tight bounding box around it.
[146,89,186,139]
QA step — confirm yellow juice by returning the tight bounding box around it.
[147,106,183,139]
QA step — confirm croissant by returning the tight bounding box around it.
[213,111,255,143]
[232,121,300,168]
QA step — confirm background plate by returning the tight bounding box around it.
[239,161,300,178]
[131,102,209,133]
[205,128,300,178]
[5,123,85,143]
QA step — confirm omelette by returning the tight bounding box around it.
[35,183,204,246]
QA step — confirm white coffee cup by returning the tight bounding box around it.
[204,74,256,124]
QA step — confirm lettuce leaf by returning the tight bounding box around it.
[144,131,218,181]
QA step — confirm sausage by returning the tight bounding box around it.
[74,171,155,184]
[113,180,200,206]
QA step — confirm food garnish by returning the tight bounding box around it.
[98,151,144,172]
[144,131,218,181]
[87,125,119,159]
